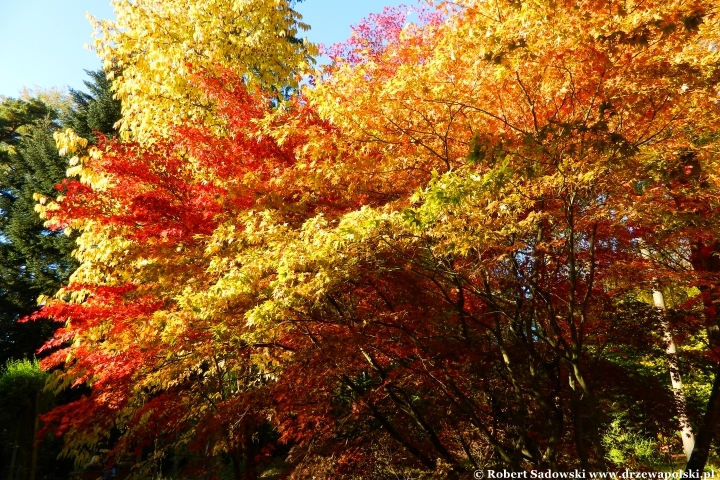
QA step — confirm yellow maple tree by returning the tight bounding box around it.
[90,0,317,140]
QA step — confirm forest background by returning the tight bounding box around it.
[2,0,720,479]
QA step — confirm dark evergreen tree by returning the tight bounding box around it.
[0,98,66,366]
[62,69,122,144]
[0,70,121,366]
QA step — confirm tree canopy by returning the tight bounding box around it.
[89,0,317,140]
[23,0,720,478]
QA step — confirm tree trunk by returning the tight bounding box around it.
[231,422,258,480]
[232,445,242,480]
[652,283,695,459]
[569,363,606,470]
[242,424,257,480]
[685,360,720,473]
[172,444,180,479]
[641,244,696,458]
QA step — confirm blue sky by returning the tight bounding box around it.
[0,0,408,98]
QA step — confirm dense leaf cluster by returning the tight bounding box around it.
[14,0,720,479]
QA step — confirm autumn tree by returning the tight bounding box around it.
[35,0,720,477]
[36,69,336,478]
[90,0,316,140]
[27,1,317,476]
[271,0,720,471]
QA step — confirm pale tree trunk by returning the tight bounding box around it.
[652,281,695,459]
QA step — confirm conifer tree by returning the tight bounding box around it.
[0,98,64,365]
[0,70,121,365]
[62,70,122,145]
